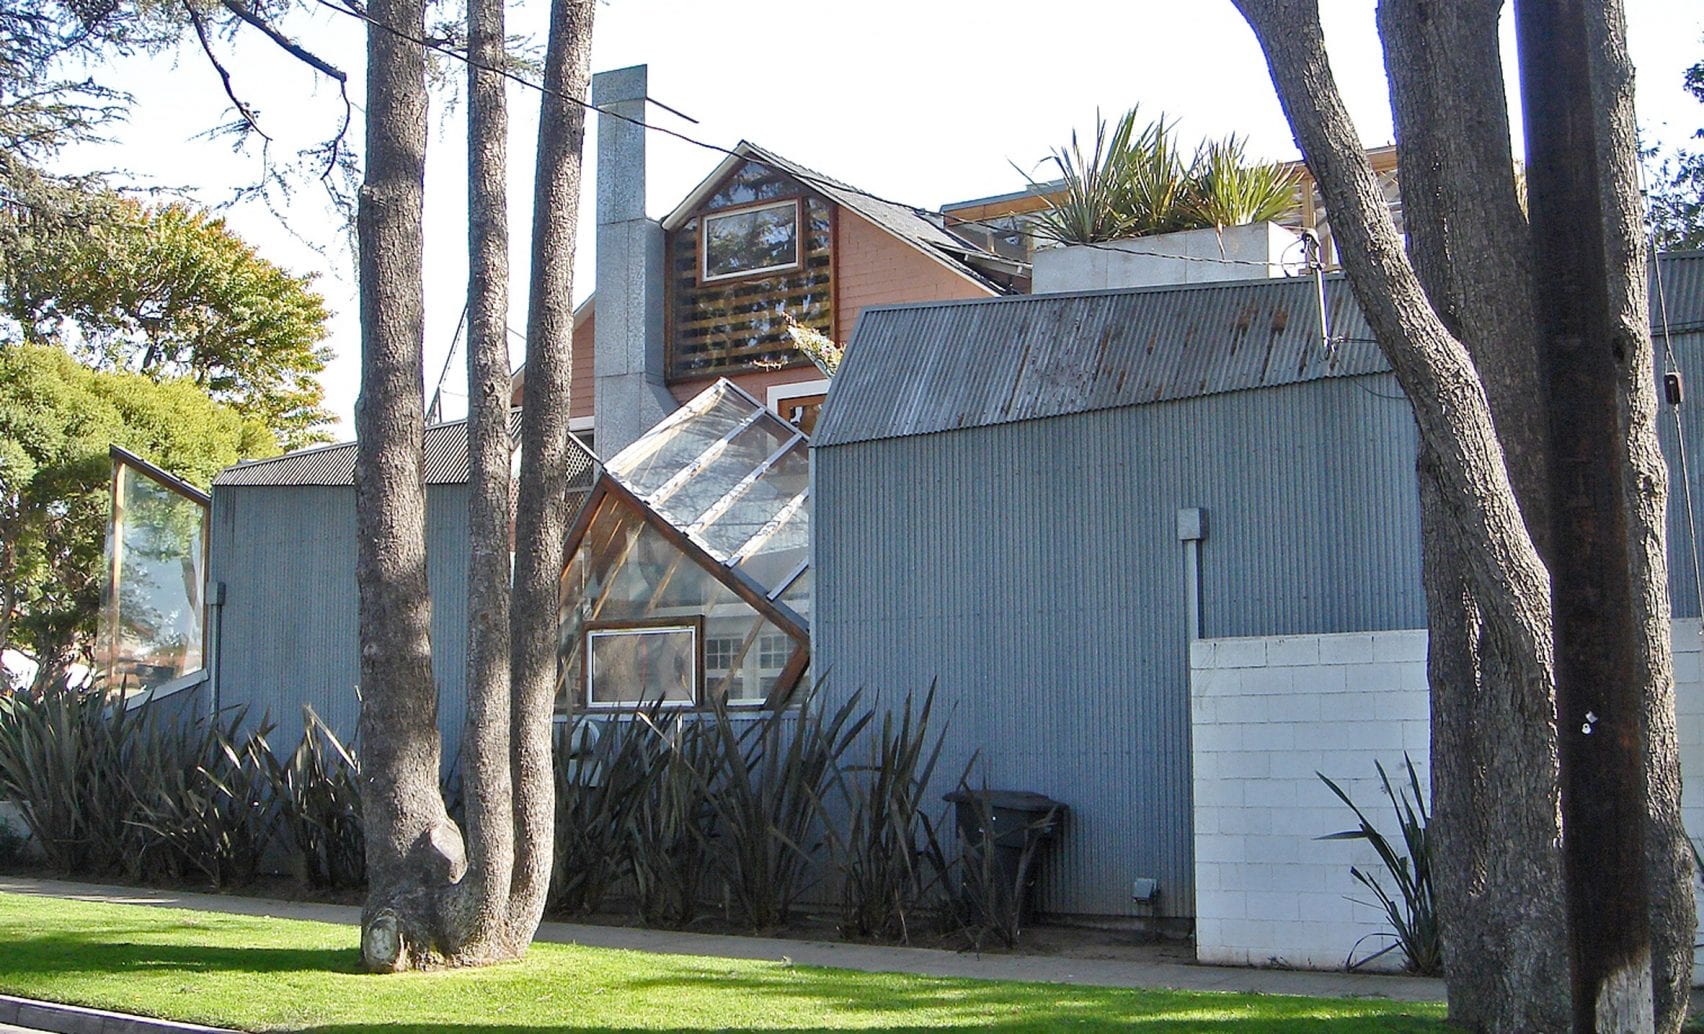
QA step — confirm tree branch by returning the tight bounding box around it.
[186,4,272,143]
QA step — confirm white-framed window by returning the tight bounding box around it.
[701,199,801,283]
[585,623,699,708]
[704,635,746,701]
[766,378,832,435]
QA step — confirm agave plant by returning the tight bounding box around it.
[1317,755,1442,975]
[1019,107,1153,245]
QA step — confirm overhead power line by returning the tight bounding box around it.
[306,0,1313,272]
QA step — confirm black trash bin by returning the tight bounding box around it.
[944,789,1067,926]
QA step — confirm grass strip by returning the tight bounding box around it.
[0,891,1447,1032]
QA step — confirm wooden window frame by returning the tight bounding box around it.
[583,615,705,710]
[699,198,803,284]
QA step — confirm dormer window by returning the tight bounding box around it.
[701,199,801,282]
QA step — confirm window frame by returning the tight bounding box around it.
[699,198,803,284]
[583,616,704,710]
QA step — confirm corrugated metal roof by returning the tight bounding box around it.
[815,274,1383,447]
[215,413,595,488]
[818,252,1704,449]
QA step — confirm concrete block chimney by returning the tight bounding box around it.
[591,64,674,456]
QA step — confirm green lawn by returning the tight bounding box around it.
[0,892,1447,1033]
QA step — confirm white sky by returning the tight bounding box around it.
[54,0,1704,437]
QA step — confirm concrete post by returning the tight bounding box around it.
[592,64,676,457]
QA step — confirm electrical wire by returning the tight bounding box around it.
[304,0,1312,273]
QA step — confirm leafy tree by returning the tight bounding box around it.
[0,344,274,693]
[1233,0,1689,1030]
[1,188,335,448]
[1647,48,1704,251]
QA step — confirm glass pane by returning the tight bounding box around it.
[735,503,808,595]
[608,388,756,497]
[703,201,799,280]
[654,416,795,532]
[587,626,696,706]
[101,461,208,697]
[697,442,809,557]
[776,567,812,623]
[703,611,795,706]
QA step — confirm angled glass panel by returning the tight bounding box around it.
[99,456,209,697]
[557,491,777,713]
[734,502,809,596]
[607,386,756,497]
[775,567,812,623]
[653,417,795,530]
[695,441,809,560]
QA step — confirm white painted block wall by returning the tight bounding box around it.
[1190,620,1704,975]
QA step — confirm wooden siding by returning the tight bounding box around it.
[833,209,996,344]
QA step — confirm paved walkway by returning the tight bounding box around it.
[0,875,1443,1005]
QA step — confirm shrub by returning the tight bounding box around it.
[259,707,365,889]
[699,689,868,932]
[1318,755,1442,975]
[827,688,957,943]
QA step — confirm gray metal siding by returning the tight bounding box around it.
[1659,328,1704,621]
[209,483,472,764]
[814,373,1426,921]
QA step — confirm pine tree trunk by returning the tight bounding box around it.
[354,0,461,972]
[506,0,595,938]
[445,0,518,961]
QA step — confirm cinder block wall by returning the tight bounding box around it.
[1190,621,1704,976]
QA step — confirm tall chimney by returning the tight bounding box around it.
[591,64,674,456]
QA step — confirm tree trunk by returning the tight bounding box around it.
[1378,3,1568,1029]
[1234,1,1692,1028]
[444,0,516,962]
[1231,2,1558,1029]
[354,0,460,973]
[1517,2,1691,1028]
[506,0,595,937]
[354,0,597,968]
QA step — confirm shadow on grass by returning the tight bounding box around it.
[0,928,1447,1033]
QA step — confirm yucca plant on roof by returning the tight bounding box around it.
[1188,134,1300,231]
[1024,109,1300,245]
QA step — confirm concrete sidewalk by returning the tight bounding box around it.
[0,875,1444,1004]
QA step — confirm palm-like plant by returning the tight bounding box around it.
[1188,134,1301,230]
[1023,109,1300,245]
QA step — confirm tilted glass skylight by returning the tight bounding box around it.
[604,380,810,607]
[556,379,811,712]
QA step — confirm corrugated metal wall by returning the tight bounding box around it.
[209,484,472,763]
[814,372,1427,921]
[1659,328,1704,622]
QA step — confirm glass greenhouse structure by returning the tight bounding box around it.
[556,380,811,711]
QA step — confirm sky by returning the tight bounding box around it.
[54,0,1704,438]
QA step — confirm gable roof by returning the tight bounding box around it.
[661,141,1023,294]
[214,413,595,488]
